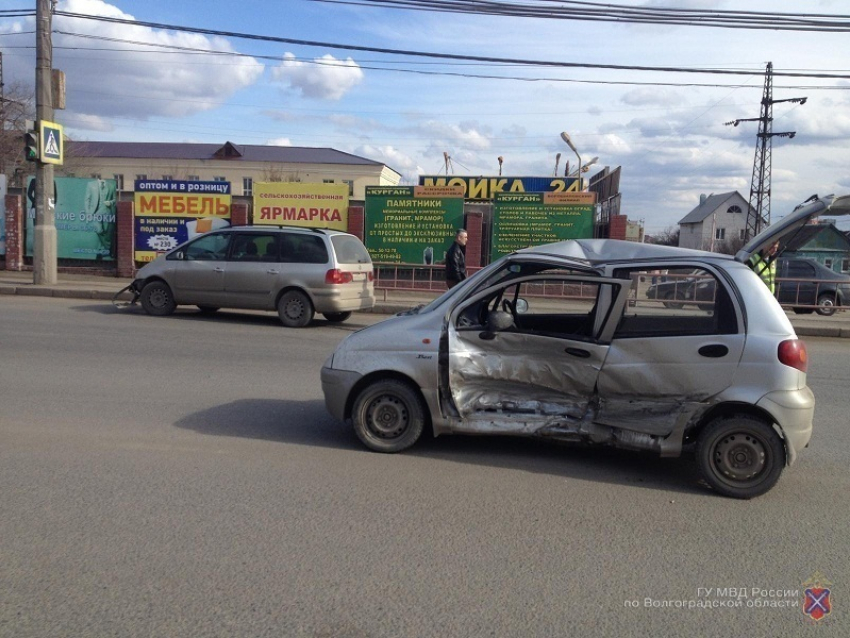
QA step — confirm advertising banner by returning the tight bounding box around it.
[491,191,596,260]
[253,182,349,231]
[419,175,582,200]
[133,180,232,262]
[25,176,117,261]
[364,185,464,264]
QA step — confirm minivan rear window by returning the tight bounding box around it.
[332,235,372,264]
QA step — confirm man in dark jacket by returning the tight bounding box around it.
[445,229,468,288]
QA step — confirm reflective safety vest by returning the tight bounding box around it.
[749,254,776,294]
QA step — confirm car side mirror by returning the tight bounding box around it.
[515,298,529,314]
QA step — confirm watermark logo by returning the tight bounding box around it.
[802,572,832,622]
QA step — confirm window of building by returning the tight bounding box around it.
[113,174,124,191]
[739,229,746,240]
[824,258,833,270]
[243,177,253,196]
[91,173,102,179]
[188,175,200,181]
[343,180,354,196]
[213,176,226,182]
[715,228,726,240]
[162,175,173,181]
[136,174,147,181]
[727,205,743,214]
[323,179,334,184]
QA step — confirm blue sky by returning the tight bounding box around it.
[2,0,849,232]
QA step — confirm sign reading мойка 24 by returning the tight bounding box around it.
[419,175,582,200]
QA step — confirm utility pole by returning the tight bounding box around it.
[725,62,806,242]
[34,0,57,284]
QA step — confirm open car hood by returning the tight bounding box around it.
[735,194,850,264]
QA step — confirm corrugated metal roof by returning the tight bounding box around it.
[66,141,384,166]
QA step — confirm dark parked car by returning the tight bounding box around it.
[776,258,850,316]
[646,271,716,311]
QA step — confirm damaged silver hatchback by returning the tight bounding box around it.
[321,195,850,498]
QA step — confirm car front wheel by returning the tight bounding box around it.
[662,291,684,309]
[696,416,785,499]
[277,290,314,327]
[816,293,837,316]
[352,379,426,453]
[140,281,176,316]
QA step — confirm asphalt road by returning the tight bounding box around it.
[1,296,847,638]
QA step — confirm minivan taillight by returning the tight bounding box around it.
[325,268,354,284]
[778,339,808,373]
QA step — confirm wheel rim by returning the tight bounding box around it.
[365,394,409,439]
[713,433,767,481]
[149,287,170,309]
[819,297,835,314]
[283,298,304,320]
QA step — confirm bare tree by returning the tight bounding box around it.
[0,81,36,185]
[651,225,680,247]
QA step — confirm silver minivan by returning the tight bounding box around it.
[322,194,850,498]
[130,226,374,326]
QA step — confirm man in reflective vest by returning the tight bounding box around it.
[749,241,779,294]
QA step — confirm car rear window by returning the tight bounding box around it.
[331,235,372,265]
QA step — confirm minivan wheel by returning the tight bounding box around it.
[696,416,785,499]
[816,294,837,316]
[323,311,352,323]
[352,379,426,453]
[662,292,684,309]
[277,290,314,327]
[140,281,176,316]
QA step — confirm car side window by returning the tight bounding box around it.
[281,234,329,264]
[185,233,230,261]
[788,261,815,277]
[613,266,738,337]
[456,277,607,342]
[230,234,278,262]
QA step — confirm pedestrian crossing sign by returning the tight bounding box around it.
[39,120,64,165]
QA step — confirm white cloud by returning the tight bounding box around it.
[272,53,364,100]
[621,88,686,107]
[266,137,292,146]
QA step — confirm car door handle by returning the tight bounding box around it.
[266,269,280,275]
[698,344,729,358]
[564,347,591,358]
[214,267,225,273]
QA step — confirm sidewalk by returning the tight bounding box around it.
[2,269,850,338]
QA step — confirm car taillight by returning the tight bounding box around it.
[325,268,354,284]
[778,339,808,373]
[367,271,374,282]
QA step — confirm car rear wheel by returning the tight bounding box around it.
[816,293,837,316]
[277,290,314,327]
[696,416,785,499]
[323,311,352,323]
[140,281,176,316]
[352,379,426,453]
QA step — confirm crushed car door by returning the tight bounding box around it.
[596,264,745,439]
[445,273,629,435]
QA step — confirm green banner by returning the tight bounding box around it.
[26,177,117,261]
[491,192,594,261]
[364,186,464,264]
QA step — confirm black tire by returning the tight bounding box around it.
[352,379,426,453]
[793,307,814,315]
[815,294,837,316]
[696,416,786,499]
[140,280,176,316]
[662,292,684,310]
[277,290,314,327]
[197,305,219,314]
[323,311,352,323]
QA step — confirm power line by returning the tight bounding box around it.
[52,11,850,81]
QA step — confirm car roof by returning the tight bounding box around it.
[516,238,732,266]
[226,225,350,236]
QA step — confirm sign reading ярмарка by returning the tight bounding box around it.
[491,191,596,261]
[364,185,464,264]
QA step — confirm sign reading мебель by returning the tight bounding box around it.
[252,182,349,231]
[491,192,596,261]
[25,177,117,261]
[419,175,581,200]
[133,180,232,262]
[364,186,464,264]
